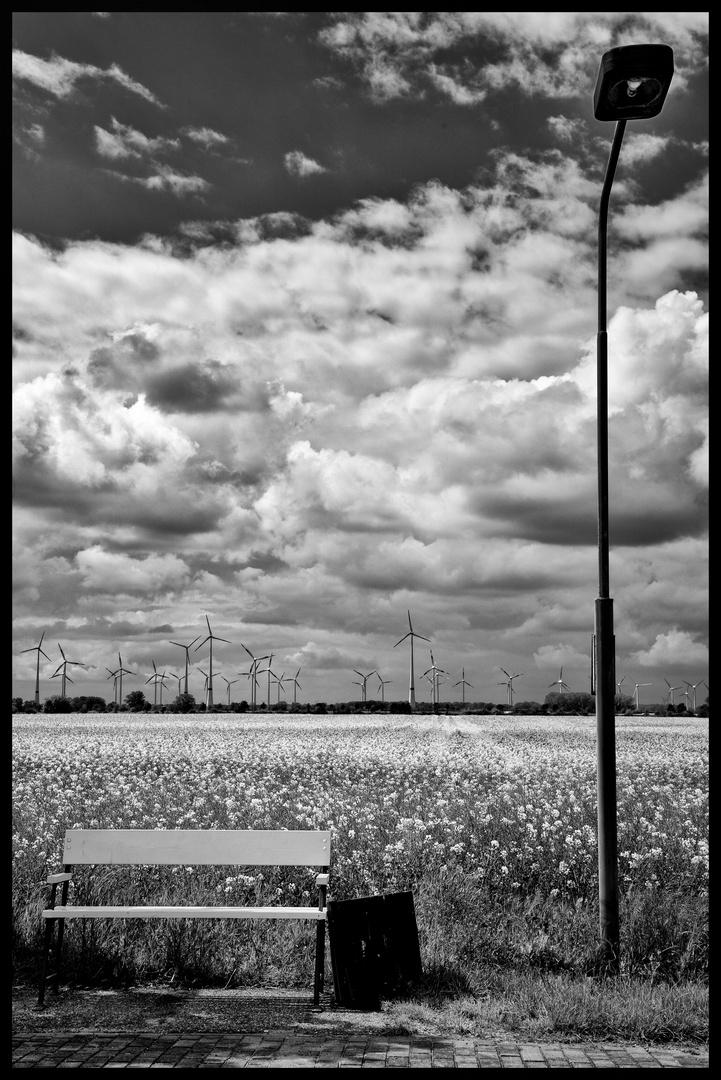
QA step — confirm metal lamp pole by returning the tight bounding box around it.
[592,43,674,972]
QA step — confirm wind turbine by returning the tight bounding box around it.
[169,636,200,694]
[632,681,652,709]
[290,668,302,704]
[145,661,169,706]
[433,669,448,702]
[198,667,212,706]
[453,668,474,703]
[548,667,570,694]
[221,676,239,706]
[376,674,393,702]
[616,675,628,696]
[21,631,51,705]
[274,672,291,703]
[114,653,134,705]
[194,617,231,708]
[422,650,447,706]
[52,643,86,698]
[238,665,257,708]
[664,678,683,706]
[240,645,269,711]
[106,666,120,704]
[683,679,707,712]
[353,669,377,702]
[51,670,74,695]
[258,653,277,706]
[394,610,430,707]
[170,673,183,699]
[499,668,523,707]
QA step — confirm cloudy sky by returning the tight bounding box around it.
[13,12,708,707]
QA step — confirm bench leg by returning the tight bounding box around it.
[54,918,67,995]
[38,919,55,1006]
[314,920,326,1006]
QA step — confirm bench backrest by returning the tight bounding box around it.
[62,829,331,867]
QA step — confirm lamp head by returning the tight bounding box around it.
[594,43,673,121]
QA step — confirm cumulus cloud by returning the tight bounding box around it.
[109,164,210,195]
[75,546,191,593]
[12,48,162,105]
[631,628,709,668]
[284,150,328,178]
[94,117,180,160]
[181,126,229,148]
[317,13,708,103]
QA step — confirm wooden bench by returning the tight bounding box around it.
[39,829,330,1006]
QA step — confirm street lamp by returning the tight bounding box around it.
[592,43,673,972]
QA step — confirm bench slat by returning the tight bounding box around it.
[62,829,331,866]
[43,905,327,920]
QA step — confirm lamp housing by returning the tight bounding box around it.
[594,43,673,121]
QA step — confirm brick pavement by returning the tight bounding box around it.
[11,1032,709,1068]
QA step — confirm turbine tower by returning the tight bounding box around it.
[683,679,707,712]
[106,666,119,704]
[169,636,200,694]
[114,653,134,706]
[548,667,570,694]
[453,668,474,703]
[194,617,231,709]
[394,610,430,707]
[21,631,51,705]
[422,650,447,706]
[198,667,212,705]
[221,676,239,706]
[376,674,393,702]
[275,672,291,703]
[52,643,85,698]
[353,669,377,702]
[290,668,302,704]
[267,655,277,706]
[664,678,683,706]
[499,668,523,707]
[145,661,169,706]
[240,645,269,711]
[632,682,652,710]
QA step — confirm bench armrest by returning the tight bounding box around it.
[46,873,73,884]
[315,873,329,887]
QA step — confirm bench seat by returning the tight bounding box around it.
[44,905,328,920]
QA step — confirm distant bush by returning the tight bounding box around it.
[389,700,412,713]
[545,692,594,712]
[512,701,542,714]
[42,695,74,713]
[124,691,147,710]
[69,695,107,712]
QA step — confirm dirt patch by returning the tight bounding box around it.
[12,985,411,1037]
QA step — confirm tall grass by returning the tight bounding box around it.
[12,713,708,1041]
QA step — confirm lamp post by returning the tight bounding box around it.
[592,43,673,972]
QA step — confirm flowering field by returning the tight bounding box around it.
[12,712,708,987]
